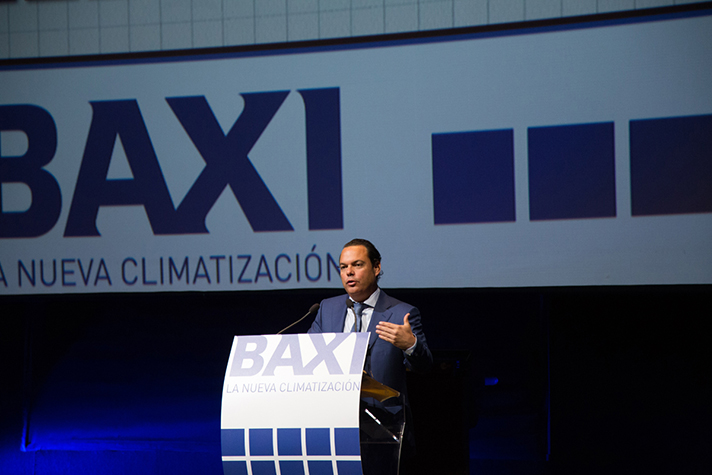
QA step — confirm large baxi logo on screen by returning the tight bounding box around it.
[0,88,343,238]
[2,89,711,240]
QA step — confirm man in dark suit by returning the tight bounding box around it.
[308,238,433,472]
[308,238,432,394]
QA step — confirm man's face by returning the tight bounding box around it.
[339,245,380,302]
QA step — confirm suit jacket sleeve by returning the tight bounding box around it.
[307,305,324,333]
[307,296,345,334]
[401,306,433,373]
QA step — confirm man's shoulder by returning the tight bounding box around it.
[320,294,349,310]
[318,290,416,312]
[377,290,416,312]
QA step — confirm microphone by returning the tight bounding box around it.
[346,298,354,310]
[277,303,320,334]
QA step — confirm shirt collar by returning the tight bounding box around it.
[350,287,380,309]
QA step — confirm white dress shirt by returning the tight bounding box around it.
[343,288,380,333]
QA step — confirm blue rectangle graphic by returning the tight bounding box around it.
[334,427,360,456]
[432,129,516,225]
[221,429,246,457]
[222,460,248,475]
[249,428,274,456]
[307,460,334,475]
[279,460,306,475]
[278,428,302,456]
[251,460,277,475]
[305,428,331,456]
[630,114,712,216]
[528,122,616,221]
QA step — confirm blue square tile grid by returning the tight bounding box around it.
[221,427,362,475]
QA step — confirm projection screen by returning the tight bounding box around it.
[1,8,711,294]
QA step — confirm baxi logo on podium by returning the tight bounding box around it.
[221,333,370,475]
[0,88,343,239]
[228,334,368,378]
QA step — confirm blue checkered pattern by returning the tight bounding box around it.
[222,427,361,475]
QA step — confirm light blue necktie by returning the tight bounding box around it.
[352,301,365,332]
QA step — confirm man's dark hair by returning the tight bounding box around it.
[343,238,381,268]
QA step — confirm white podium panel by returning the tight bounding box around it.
[221,333,370,475]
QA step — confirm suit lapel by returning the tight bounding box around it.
[338,301,348,333]
[367,291,393,349]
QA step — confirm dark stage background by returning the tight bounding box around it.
[1,285,711,474]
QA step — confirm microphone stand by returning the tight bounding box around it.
[276,303,320,334]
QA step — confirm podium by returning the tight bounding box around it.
[359,374,406,475]
[221,333,404,475]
